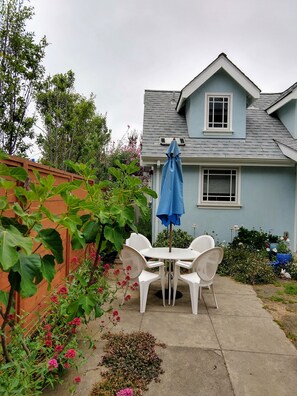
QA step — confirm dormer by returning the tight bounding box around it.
[176,53,261,139]
[266,82,297,139]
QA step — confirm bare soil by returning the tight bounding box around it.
[253,279,297,349]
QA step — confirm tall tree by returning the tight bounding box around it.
[35,70,111,170]
[0,0,47,155]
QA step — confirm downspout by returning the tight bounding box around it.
[294,163,297,253]
[153,160,161,243]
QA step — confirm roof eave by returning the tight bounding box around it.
[176,54,261,112]
[141,155,294,167]
[266,90,297,114]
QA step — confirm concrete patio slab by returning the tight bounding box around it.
[42,275,297,396]
[223,350,297,396]
[210,315,297,355]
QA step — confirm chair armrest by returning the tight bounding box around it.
[146,260,164,269]
[175,260,193,269]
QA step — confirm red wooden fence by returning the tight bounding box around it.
[0,156,85,329]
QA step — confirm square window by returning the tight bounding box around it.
[202,168,238,203]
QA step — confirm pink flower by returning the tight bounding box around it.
[64,349,77,359]
[113,269,120,276]
[48,358,58,370]
[64,362,70,369]
[57,286,68,295]
[54,345,64,353]
[71,256,78,264]
[73,376,81,384]
[50,295,59,304]
[97,287,103,294]
[116,388,133,396]
[104,263,110,270]
[126,265,132,271]
[112,310,119,317]
[45,339,52,347]
[69,317,81,326]
[124,294,131,301]
[44,324,51,331]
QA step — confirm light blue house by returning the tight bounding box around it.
[141,53,297,249]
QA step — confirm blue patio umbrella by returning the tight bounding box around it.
[157,139,185,251]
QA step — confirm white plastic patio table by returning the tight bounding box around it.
[140,247,199,304]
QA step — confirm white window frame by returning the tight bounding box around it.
[204,93,233,133]
[198,167,241,208]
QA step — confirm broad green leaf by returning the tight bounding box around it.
[0,290,9,306]
[94,305,104,318]
[9,167,28,182]
[83,220,100,243]
[0,196,8,210]
[142,186,158,199]
[108,167,122,180]
[104,226,124,251]
[8,271,21,293]
[78,294,95,315]
[0,178,15,190]
[67,300,80,315]
[40,254,56,285]
[12,254,41,297]
[0,226,33,271]
[71,231,86,250]
[36,229,64,264]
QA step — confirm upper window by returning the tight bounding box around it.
[205,94,232,131]
[202,168,238,204]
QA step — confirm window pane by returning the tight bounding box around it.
[202,169,237,202]
[207,96,229,129]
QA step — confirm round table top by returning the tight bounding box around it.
[140,247,198,261]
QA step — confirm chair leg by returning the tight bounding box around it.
[188,283,199,315]
[139,281,150,313]
[121,283,129,306]
[210,284,218,309]
[172,272,178,306]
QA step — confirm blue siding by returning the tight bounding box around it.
[185,69,247,139]
[277,101,297,138]
[154,165,296,245]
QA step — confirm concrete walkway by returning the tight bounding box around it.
[44,276,297,396]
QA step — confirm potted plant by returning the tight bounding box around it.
[276,237,292,264]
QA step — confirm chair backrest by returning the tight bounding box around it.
[193,247,224,282]
[125,233,152,251]
[189,235,215,253]
[120,245,146,279]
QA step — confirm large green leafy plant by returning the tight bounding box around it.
[0,154,156,367]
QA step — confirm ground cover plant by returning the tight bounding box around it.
[90,331,166,396]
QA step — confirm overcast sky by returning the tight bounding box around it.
[28,0,297,149]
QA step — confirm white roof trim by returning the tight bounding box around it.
[276,140,297,162]
[267,89,297,115]
[176,54,261,112]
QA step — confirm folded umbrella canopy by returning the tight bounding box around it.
[157,139,185,251]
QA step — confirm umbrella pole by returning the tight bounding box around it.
[169,223,172,252]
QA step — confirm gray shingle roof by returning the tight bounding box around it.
[141,90,296,165]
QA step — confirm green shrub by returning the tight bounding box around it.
[286,260,297,280]
[230,227,269,251]
[153,229,193,248]
[218,246,276,285]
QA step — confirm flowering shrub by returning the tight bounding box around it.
[0,255,132,395]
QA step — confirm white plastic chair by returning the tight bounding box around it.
[172,247,224,315]
[189,235,215,253]
[125,232,152,251]
[120,245,165,313]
